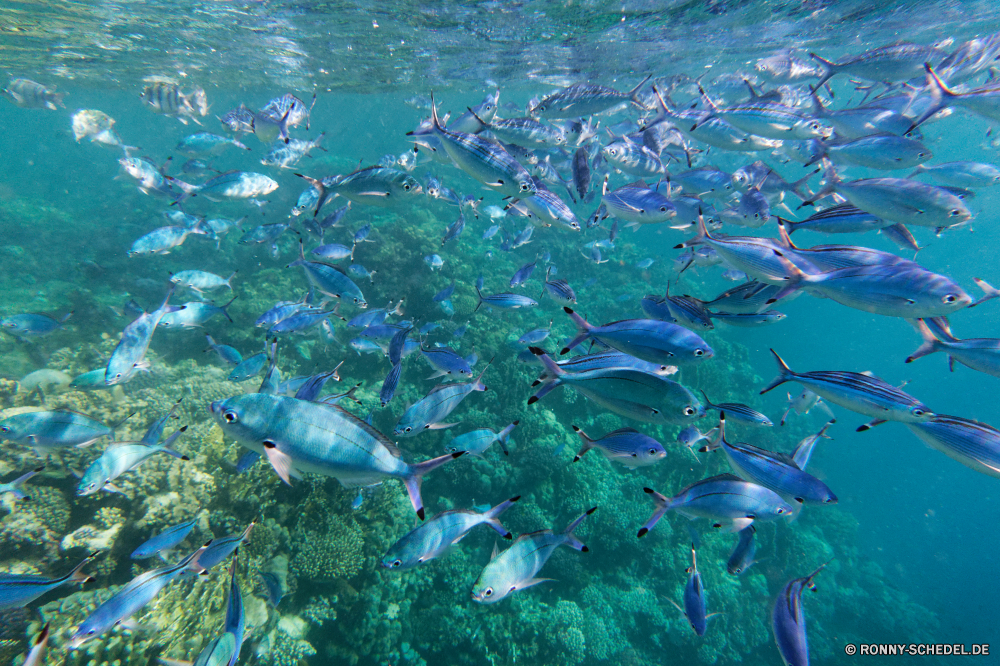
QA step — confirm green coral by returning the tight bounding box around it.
[290,488,364,582]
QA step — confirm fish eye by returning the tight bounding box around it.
[694,349,704,356]
[521,183,531,191]
[684,407,696,416]
[484,588,493,597]
[405,427,412,433]
[114,373,122,379]
[0,426,8,433]
[223,410,239,423]
[404,183,411,190]
[648,448,657,455]
[609,148,617,155]
[943,294,957,304]
[912,408,926,416]
[393,560,402,567]
[659,206,667,212]
[950,209,962,216]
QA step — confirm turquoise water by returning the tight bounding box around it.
[2,1,1000,665]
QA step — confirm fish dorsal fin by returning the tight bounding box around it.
[315,402,402,458]
[608,427,642,436]
[625,179,649,189]
[490,541,499,561]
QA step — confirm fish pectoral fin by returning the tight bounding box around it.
[729,517,755,532]
[354,191,391,197]
[262,441,295,485]
[425,422,460,431]
[514,577,553,592]
[484,180,506,187]
[856,418,887,432]
[102,483,126,495]
[74,438,101,448]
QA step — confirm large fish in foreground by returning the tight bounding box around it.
[471,507,596,604]
[761,349,935,431]
[906,414,1000,478]
[210,394,461,519]
[0,554,95,610]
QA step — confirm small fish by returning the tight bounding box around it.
[0,312,71,338]
[571,425,666,467]
[441,213,466,246]
[77,431,189,496]
[700,391,772,426]
[422,343,473,380]
[176,132,250,156]
[542,266,576,304]
[383,497,520,570]
[517,320,553,346]
[228,350,268,382]
[510,261,537,288]
[561,307,712,366]
[380,363,403,408]
[905,318,1000,379]
[159,298,235,329]
[471,507,596,603]
[635,258,655,269]
[197,523,255,571]
[727,525,759,576]
[434,281,456,302]
[443,422,518,457]
[170,270,235,293]
[394,364,490,436]
[483,224,501,240]
[780,387,836,426]
[791,421,834,470]
[311,243,355,262]
[638,474,793,536]
[205,335,243,366]
[68,368,113,391]
[131,519,199,560]
[474,285,538,312]
[669,545,717,636]
[531,76,650,118]
[677,426,713,451]
[772,562,828,666]
[2,78,64,110]
[425,254,445,270]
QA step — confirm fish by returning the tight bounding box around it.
[433,282,456,302]
[517,320,553,346]
[131,519,200,560]
[471,114,566,148]
[780,388,835,426]
[727,525,758,576]
[709,414,837,506]
[228,350,269,382]
[572,147,591,200]
[288,242,367,308]
[471,507,597,603]
[0,553,95,610]
[175,133,250,156]
[541,266,577,304]
[700,391,773,426]
[474,285,538,312]
[678,426,714,451]
[710,311,787,327]
[106,289,180,385]
[394,364,490,436]
[806,133,931,170]
[205,335,243,366]
[69,548,206,648]
[414,94,535,198]
[443,422,518,457]
[128,225,207,256]
[810,43,947,88]
[908,63,1000,133]
[159,298,236,329]
[510,261,536,287]
[530,75,650,118]
[380,363,403,408]
[180,171,279,201]
[425,254,444,270]
[669,545,717,636]
[421,343,473,380]
[210,395,462,518]
[140,79,207,123]
[772,562,828,666]
[783,203,890,236]
[761,349,934,431]
[0,312,71,338]
[191,558,244,666]
[382,496,520,570]
[77,431,189,496]
[219,103,256,135]
[528,348,702,426]
[197,522,255,571]
[601,179,677,229]
[909,161,1000,188]
[693,84,833,141]
[441,213,466,246]
[640,288,714,332]
[571,425,666,467]
[2,78,65,109]
[638,474,794,536]
[170,270,236,293]
[0,409,121,453]
[262,133,326,169]
[297,167,422,212]
[561,307,713,366]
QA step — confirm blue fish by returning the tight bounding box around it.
[131,519,199,560]
[510,261,537,287]
[69,548,206,648]
[0,312,71,339]
[380,362,403,408]
[394,364,490,436]
[0,466,43,501]
[727,525,758,576]
[433,281,456,302]
[571,425,665,467]
[197,522,255,571]
[669,545,717,636]
[228,350,268,382]
[204,335,243,366]
[561,308,713,366]
[235,450,262,473]
[772,562,828,666]
[474,285,538,312]
[443,422,518,457]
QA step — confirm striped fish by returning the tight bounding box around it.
[415,94,535,198]
[2,78,64,110]
[906,415,1000,478]
[772,562,828,666]
[761,349,934,431]
[0,554,95,610]
[474,285,538,311]
[906,318,1000,378]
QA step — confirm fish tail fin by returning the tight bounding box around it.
[157,427,189,460]
[465,106,489,131]
[562,506,597,551]
[220,295,238,323]
[760,349,795,394]
[690,85,718,131]
[570,425,594,462]
[971,277,1000,307]
[559,307,592,354]
[470,358,492,392]
[799,159,837,207]
[627,74,652,104]
[473,284,484,312]
[527,348,562,404]
[64,551,99,585]
[637,488,670,538]
[791,167,820,199]
[808,53,835,91]
[483,495,520,538]
[675,210,709,249]
[809,88,827,116]
[905,319,943,363]
[906,64,955,135]
[8,465,43,500]
[404,452,465,520]
[496,420,518,455]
